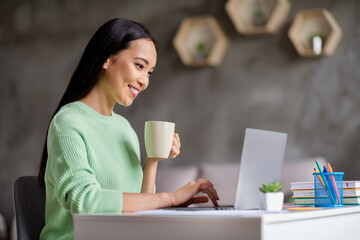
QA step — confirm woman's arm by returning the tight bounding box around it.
[141,158,159,193]
[123,179,219,212]
[141,133,181,193]
[123,192,171,212]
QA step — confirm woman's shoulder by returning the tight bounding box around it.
[49,102,87,135]
[49,102,136,135]
[53,102,85,123]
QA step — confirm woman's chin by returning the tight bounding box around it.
[117,99,133,107]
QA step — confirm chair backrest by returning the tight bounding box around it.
[13,176,45,240]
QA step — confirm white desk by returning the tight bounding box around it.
[74,206,360,240]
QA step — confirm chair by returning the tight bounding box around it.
[13,176,45,240]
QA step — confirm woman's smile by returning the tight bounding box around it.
[128,85,140,97]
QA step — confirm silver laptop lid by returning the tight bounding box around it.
[234,128,287,209]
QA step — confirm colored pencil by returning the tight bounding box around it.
[327,162,341,204]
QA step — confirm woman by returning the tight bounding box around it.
[38,18,219,240]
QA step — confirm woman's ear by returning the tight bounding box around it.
[103,58,110,69]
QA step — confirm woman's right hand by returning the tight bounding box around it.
[168,179,219,207]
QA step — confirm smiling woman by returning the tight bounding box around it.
[85,38,157,109]
[37,18,219,240]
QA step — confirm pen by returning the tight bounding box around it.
[314,168,326,188]
[315,159,328,191]
[314,167,336,205]
[327,162,341,204]
[315,158,323,173]
[323,166,337,204]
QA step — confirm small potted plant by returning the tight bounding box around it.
[259,181,284,212]
[311,34,323,55]
[196,41,207,61]
[253,0,267,26]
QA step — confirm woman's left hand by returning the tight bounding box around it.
[168,133,181,159]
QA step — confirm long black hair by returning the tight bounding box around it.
[38,18,157,186]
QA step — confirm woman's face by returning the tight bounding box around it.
[101,38,157,107]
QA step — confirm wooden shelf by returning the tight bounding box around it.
[288,9,342,57]
[225,0,290,35]
[173,15,229,67]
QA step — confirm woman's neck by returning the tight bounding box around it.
[79,83,115,116]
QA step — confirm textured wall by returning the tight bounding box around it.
[1,0,360,230]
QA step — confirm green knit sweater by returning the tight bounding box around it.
[40,101,143,240]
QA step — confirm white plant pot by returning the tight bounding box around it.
[260,192,284,212]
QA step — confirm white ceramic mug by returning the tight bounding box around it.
[144,121,175,159]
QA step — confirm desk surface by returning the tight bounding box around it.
[74,206,360,240]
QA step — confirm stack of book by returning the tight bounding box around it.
[291,181,360,205]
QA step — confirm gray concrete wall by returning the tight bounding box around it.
[1,0,360,231]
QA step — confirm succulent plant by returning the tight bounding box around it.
[196,42,206,52]
[259,181,283,193]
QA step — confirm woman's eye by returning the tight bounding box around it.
[135,63,144,69]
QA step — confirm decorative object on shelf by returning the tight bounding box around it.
[196,41,208,61]
[253,0,267,26]
[311,34,323,55]
[288,9,342,57]
[225,0,290,35]
[259,181,284,212]
[173,15,229,67]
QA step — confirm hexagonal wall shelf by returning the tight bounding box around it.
[225,0,290,35]
[288,9,342,57]
[173,15,229,67]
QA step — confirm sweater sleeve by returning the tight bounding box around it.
[47,132,124,214]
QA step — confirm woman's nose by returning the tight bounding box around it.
[138,76,149,89]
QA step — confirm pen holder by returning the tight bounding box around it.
[313,172,344,207]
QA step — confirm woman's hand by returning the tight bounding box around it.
[168,133,181,159]
[168,179,219,207]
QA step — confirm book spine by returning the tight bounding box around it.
[294,197,360,204]
[292,189,360,197]
[291,181,360,190]
[343,183,360,188]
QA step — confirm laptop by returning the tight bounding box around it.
[167,128,287,210]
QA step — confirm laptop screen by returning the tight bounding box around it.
[234,128,287,209]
